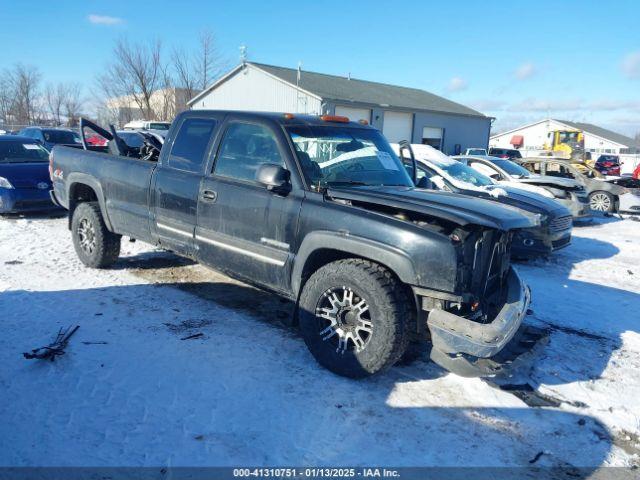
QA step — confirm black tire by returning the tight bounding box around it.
[589,191,615,213]
[71,202,121,268]
[298,258,411,378]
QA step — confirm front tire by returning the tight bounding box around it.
[298,259,411,378]
[71,202,121,268]
[589,191,615,213]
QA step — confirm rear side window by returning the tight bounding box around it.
[213,122,284,182]
[168,118,217,172]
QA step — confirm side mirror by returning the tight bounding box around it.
[256,163,291,194]
[416,177,434,189]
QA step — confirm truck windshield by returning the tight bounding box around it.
[43,130,81,144]
[0,141,49,162]
[287,126,413,188]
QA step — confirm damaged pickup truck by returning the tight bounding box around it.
[50,111,542,378]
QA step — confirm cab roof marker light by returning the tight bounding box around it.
[320,115,349,123]
[283,113,295,120]
[358,119,369,125]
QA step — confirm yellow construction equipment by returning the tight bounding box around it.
[543,129,585,161]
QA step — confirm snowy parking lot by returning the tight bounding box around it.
[0,214,639,472]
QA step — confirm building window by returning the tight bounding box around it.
[421,126,443,150]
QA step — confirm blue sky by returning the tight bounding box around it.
[1,0,638,135]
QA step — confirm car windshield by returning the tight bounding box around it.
[149,122,170,130]
[43,130,81,144]
[117,132,144,148]
[0,141,49,162]
[286,126,413,188]
[437,161,494,187]
[491,159,531,178]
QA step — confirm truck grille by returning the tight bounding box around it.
[549,215,572,233]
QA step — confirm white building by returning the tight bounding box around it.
[105,87,193,126]
[188,62,492,154]
[490,118,640,156]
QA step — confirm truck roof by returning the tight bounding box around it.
[181,110,375,129]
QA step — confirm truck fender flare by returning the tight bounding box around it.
[66,173,113,231]
[291,231,418,295]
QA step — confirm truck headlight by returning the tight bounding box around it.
[0,177,14,189]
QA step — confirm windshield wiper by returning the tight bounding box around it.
[326,180,369,186]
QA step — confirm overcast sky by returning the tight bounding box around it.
[1,0,638,136]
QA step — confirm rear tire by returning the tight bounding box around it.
[298,259,410,378]
[589,191,615,213]
[71,202,121,268]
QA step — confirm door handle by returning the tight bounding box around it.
[201,189,217,202]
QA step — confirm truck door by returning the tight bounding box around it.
[195,119,303,292]
[152,116,220,256]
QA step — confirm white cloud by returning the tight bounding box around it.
[446,77,467,93]
[514,62,537,81]
[88,14,123,25]
[621,51,640,79]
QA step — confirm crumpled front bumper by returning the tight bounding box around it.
[426,267,544,377]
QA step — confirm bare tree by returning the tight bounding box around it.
[45,83,66,126]
[97,38,165,120]
[8,64,42,125]
[0,70,14,125]
[63,83,84,127]
[172,30,227,102]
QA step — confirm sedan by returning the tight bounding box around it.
[0,136,61,214]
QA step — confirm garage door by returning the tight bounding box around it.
[383,111,413,143]
[334,105,371,123]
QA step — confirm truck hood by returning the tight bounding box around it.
[326,186,540,231]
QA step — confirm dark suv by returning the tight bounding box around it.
[489,147,523,160]
[19,126,82,151]
[50,111,542,379]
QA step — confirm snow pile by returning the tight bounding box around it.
[0,214,638,469]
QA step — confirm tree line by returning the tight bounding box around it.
[0,30,226,129]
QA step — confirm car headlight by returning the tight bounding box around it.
[0,177,14,189]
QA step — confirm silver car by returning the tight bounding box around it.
[455,155,591,219]
[518,158,640,214]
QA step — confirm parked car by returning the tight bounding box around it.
[488,147,523,160]
[594,155,621,176]
[633,163,640,180]
[18,126,82,151]
[50,111,543,379]
[0,136,61,213]
[518,158,640,214]
[393,144,573,258]
[123,120,171,131]
[463,147,487,156]
[455,155,590,219]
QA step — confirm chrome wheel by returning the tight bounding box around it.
[77,218,96,254]
[315,287,372,354]
[590,192,612,212]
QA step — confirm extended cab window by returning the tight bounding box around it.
[168,118,217,172]
[214,122,284,182]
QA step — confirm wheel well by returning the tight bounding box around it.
[68,183,99,229]
[296,248,421,334]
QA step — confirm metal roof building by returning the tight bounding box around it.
[490,118,640,156]
[188,62,492,154]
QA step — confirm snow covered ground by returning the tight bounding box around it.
[0,213,638,472]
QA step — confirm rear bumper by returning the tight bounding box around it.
[0,187,61,213]
[426,268,541,376]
